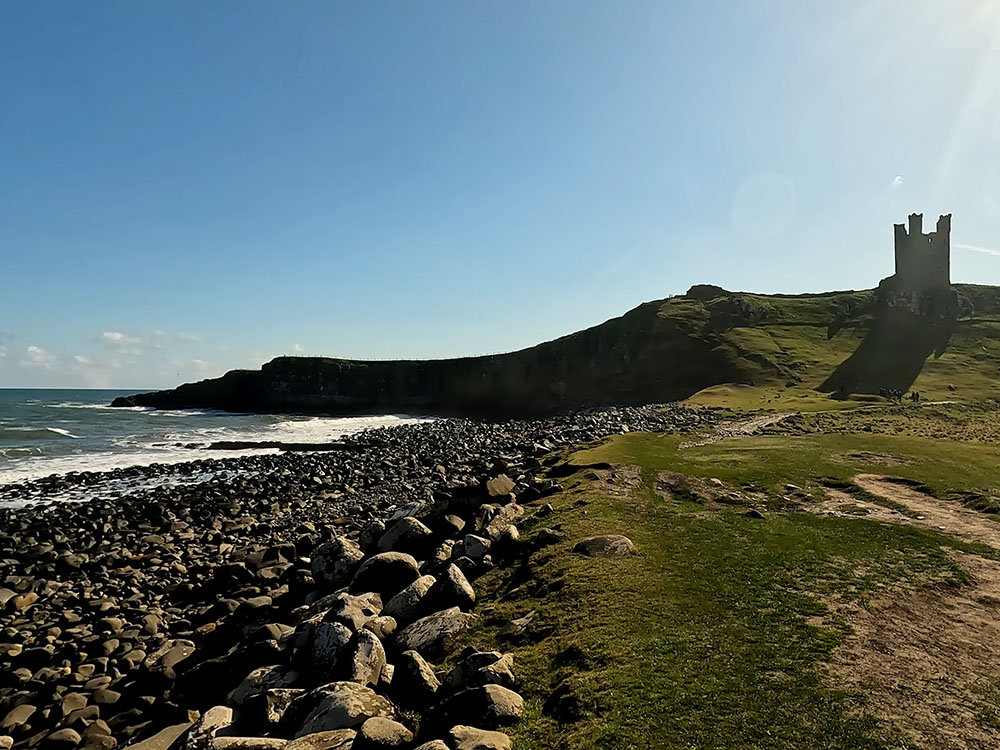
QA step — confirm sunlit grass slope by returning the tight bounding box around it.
[669,284,1000,410]
[461,430,1000,749]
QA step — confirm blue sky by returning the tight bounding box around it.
[3,1,1000,388]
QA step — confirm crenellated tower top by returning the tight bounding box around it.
[892,213,951,290]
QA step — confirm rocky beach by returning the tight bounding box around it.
[0,404,714,750]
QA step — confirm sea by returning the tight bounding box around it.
[0,388,425,487]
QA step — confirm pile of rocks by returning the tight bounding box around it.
[169,464,549,750]
[0,405,716,749]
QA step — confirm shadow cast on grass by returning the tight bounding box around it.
[819,309,955,398]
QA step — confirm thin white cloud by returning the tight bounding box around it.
[191,359,212,373]
[102,331,141,345]
[23,345,56,369]
[73,355,95,365]
[0,345,6,359]
[178,332,199,341]
[956,242,1000,256]
[292,343,304,354]
[892,175,904,190]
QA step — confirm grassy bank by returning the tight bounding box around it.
[458,430,1000,749]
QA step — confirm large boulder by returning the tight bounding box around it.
[425,564,475,612]
[382,575,435,625]
[484,504,525,540]
[358,521,386,554]
[424,686,524,733]
[260,689,302,728]
[311,538,365,590]
[291,683,395,737]
[572,535,636,558]
[394,608,476,661]
[282,730,356,750]
[228,665,299,709]
[145,638,196,679]
[462,535,490,560]
[449,725,513,750]
[364,615,397,641]
[485,475,515,498]
[322,592,382,631]
[391,650,440,708]
[350,553,420,599]
[184,706,234,750]
[341,629,386,687]
[212,739,287,750]
[351,717,413,749]
[443,652,516,692]
[306,620,353,678]
[377,518,435,557]
[119,722,194,750]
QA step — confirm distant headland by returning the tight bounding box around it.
[113,214,999,416]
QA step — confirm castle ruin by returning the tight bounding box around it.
[893,213,951,290]
[877,212,959,318]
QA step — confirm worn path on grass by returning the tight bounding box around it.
[850,473,1000,549]
[810,472,1000,750]
[682,412,792,448]
[825,547,1000,750]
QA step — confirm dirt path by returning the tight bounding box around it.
[852,473,1000,550]
[825,550,1000,750]
[815,476,1000,747]
[682,412,791,448]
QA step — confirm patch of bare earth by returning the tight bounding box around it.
[813,487,908,525]
[824,550,1000,750]
[589,464,642,500]
[809,476,1000,747]
[655,471,767,515]
[681,412,791,448]
[853,474,1000,549]
[837,451,909,466]
[655,471,716,500]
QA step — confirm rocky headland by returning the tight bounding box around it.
[0,405,714,750]
[110,289,750,418]
[111,277,1000,419]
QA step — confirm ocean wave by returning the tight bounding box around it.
[0,446,280,486]
[0,413,431,486]
[149,409,227,417]
[0,447,45,458]
[46,427,82,439]
[46,402,155,411]
[0,426,83,441]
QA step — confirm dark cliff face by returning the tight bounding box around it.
[112,296,744,418]
[118,283,1000,417]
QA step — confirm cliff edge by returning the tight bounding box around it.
[113,283,1000,417]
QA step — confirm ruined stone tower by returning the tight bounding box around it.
[892,213,951,290]
[877,213,958,318]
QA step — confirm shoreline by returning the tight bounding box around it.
[0,404,716,750]
[0,408,432,491]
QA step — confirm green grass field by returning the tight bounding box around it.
[459,427,1000,749]
[577,430,1000,502]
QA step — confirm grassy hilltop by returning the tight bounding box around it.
[116,283,1000,417]
[665,283,1000,410]
[436,283,1000,749]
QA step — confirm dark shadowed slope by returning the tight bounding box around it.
[113,284,1000,417]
